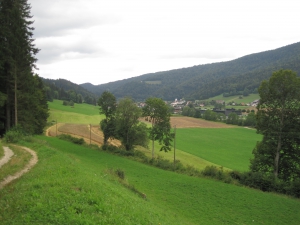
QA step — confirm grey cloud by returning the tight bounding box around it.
[29,0,120,38]
[161,51,236,60]
[36,39,109,64]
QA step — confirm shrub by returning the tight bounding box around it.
[239,172,275,192]
[57,134,85,145]
[285,179,300,198]
[3,125,27,143]
[115,168,125,180]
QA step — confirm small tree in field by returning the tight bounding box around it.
[142,97,173,158]
[98,91,117,145]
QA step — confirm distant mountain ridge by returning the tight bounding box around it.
[80,42,300,101]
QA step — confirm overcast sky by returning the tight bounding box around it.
[29,0,300,85]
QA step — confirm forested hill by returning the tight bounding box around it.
[42,78,97,105]
[81,42,300,101]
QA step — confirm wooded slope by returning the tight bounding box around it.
[81,42,300,100]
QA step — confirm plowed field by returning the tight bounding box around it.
[171,117,234,128]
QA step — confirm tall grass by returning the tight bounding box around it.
[1,136,299,224]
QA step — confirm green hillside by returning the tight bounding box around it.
[1,137,300,224]
[81,42,300,101]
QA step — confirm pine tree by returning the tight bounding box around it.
[0,0,48,135]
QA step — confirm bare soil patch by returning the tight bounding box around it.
[170,117,234,128]
[46,123,121,147]
[0,147,14,169]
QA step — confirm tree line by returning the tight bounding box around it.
[0,0,48,136]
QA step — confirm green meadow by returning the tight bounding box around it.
[47,100,104,125]
[205,93,260,104]
[1,137,300,224]
[175,128,262,171]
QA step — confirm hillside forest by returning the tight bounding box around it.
[0,0,48,136]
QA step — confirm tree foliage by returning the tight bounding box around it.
[97,91,117,144]
[142,97,173,158]
[250,69,300,181]
[115,98,148,151]
[0,0,48,135]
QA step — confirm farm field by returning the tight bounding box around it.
[46,100,262,171]
[175,128,262,171]
[1,137,299,224]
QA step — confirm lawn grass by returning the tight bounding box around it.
[175,128,262,171]
[1,136,299,224]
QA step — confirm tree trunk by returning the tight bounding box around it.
[274,134,281,178]
[14,72,18,126]
[274,111,284,178]
[151,120,154,159]
[5,102,11,131]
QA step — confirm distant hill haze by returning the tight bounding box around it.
[53,42,300,101]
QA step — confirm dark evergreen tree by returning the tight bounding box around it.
[0,0,48,135]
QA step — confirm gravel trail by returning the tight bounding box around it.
[0,146,38,189]
[0,147,14,169]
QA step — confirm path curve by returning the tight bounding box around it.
[0,147,14,169]
[0,146,38,190]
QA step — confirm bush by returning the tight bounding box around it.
[3,125,27,143]
[285,179,300,198]
[239,172,275,192]
[57,134,85,145]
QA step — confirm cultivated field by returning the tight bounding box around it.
[46,100,261,171]
[170,116,234,128]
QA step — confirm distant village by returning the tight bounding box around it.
[138,98,259,116]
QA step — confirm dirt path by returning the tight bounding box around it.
[0,147,14,169]
[0,146,38,190]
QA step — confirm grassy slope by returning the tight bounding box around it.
[175,128,262,171]
[47,100,104,125]
[1,137,299,224]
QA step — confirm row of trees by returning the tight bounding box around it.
[182,106,256,127]
[98,92,173,156]
[0,0,48,136]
